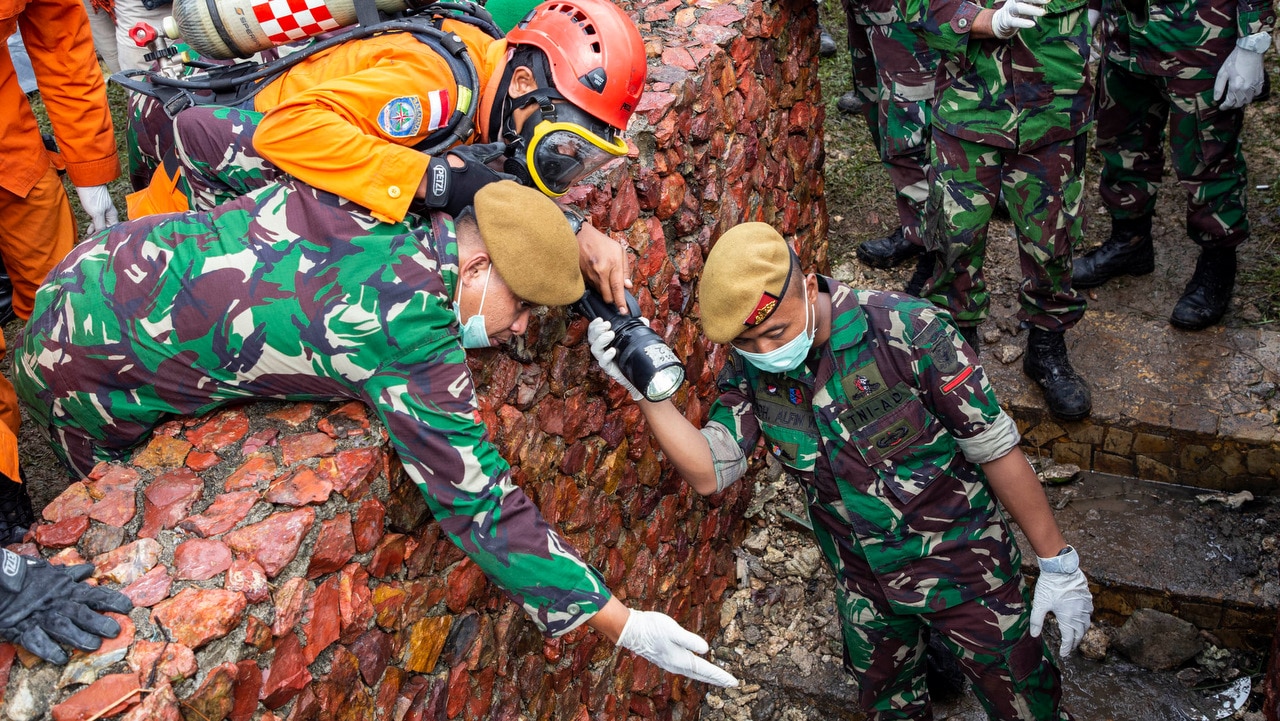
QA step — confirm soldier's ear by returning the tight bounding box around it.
[460,252,493,286]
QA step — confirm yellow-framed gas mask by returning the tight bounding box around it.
[513,101,628,197]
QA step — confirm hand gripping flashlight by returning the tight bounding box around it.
[573,288,686,402]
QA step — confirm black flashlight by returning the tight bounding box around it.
[574,288,686,402]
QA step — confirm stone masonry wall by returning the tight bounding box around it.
[0,0,828,719]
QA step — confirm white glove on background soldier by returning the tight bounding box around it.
[991,0,1049,39]
[588,317,643,401]
[1214,38,1268,110]
[616,609,739,687]
[74,184,119,235]
[1029,546,1094,657]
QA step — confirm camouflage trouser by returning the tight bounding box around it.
[921,130,1087,332]
[130,95,278,211]
[839,6,938,246]
[837,573,1070,720]
[1095,59,1249,248]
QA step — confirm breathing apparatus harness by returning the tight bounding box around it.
[110,0,501,157]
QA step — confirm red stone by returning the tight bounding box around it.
[89,490,137,527]
[88,463,141,493]
[367,533,407,578]
[119,564,172,608]
[332,447,381,497]
[242,428,279,456]
[51,672,141,721]
[178,490,259,537]
[347,628,392,687]
[182,661,237,721]
[352,499,385,553]
[42,482,93,522]
[126,640,197,683]
[224,453,278,491]
[337,564,375,636]
[119,680,180,721]
[271,577,309,637]
[307,513,355,579]
[261,632,312,709]
[301,577,341,664]
[279,432,337,466]
[264,467,332,507]
[173,538,233,581]
[442,560,487,614]
[224,507,315,577]
[49,547,88,568]
[264,403,314,427]
[225,558,270,603]
[151,588,246,649]
[186,450,221,471]
[317,401,370,439]
[72,612,134,661]
[138,468,203,538]
[32,514,89,548]
[187,408,250,452]
[231,659,262,721]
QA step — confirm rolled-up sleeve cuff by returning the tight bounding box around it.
[949,2,982,33]
[955,410,1020,464]
[701,421,748,493]
[65,155,121,188]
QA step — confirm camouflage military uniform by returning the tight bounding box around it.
[840,0,940,247]
[903,0,1092,331]
[705,278,1070,720]
[13,179,610,637]
[1095,0,1276,247]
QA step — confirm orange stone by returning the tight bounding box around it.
[32,514,90,548]
[119,679,181,721]
[120,564,172,607]
[279,432,336,466]
[126,640,197,683]
[224,453,278,492]
[42,482,93,522]
[178,490,259,538]
[264,467,332,507]
[89,490,137,527]
[173,538,233,581]
[265,403,315,427]
[186,450,222,471]
[50,672,141,721]
[131,435,192,471]
[151,588,246,650]
[186,408,250,452]
[400,616,453,674]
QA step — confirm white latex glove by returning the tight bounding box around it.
[1029,546,1094,657]
[991,0,1049,39]
[1086,9,1102,61]
[1213,45,1266,110]
[616,609,740,687]
[74,185,119,235]
[1086,7,1099,31]
[587,317,642,401]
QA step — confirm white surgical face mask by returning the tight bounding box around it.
[736,283,815,373]
[453,265,492,349]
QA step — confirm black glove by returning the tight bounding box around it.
[415,142,519,217]
[0,549,133,664]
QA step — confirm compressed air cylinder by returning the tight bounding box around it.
[165,0,410,58]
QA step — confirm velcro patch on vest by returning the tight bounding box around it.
[768,439,800,462]
[913,318,963,375]
[744,292,780,327]
[378,96,424,138]
[756,377,818,432]
[839,381,915,430]
[841,361,886,401]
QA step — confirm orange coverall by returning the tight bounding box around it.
[1,0,119,437]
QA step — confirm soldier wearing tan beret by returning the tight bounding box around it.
[15,179,737,689]
[589,222,1093,719]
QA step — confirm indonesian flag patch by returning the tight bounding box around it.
[424,89,452,132]
[744,292,780,327]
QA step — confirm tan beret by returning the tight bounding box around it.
[699,222,795,344]
[474,181,585,307]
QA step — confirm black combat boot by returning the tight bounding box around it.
[819,27,838,58]
[1023,328,1092,421]
[902,251,936,297]
[957,325,980,356]
[857,227,925,269]
[1072,215,1155,289]
[1170,247,1236,331]
[836,91,862,115]
[0,469,33,546]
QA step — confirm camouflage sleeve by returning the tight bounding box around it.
[888,304,1021,463]
[1236,0,1276,38]
[704,354,763,462]
[902,0,985,56]
[364,336,611,638]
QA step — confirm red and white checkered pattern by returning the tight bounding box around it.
[252,0,341,44]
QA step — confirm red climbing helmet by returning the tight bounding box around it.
[505,0,647,132]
